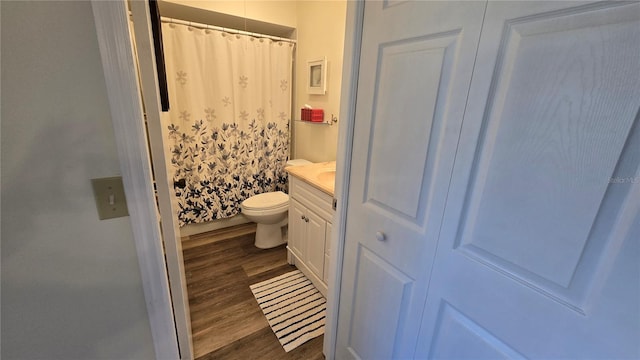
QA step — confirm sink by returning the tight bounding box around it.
[316,170,336,183]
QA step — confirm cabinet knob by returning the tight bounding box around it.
[301,215,306,220]
[305,217,310,223]
[375,231,386,241]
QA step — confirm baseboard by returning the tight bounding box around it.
[179,213,251,238]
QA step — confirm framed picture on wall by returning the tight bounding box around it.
[307,57,327,95]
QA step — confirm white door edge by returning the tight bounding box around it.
[91,1,181,359]
[324,1,365,359]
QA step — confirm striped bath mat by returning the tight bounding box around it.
[250,270,326,352]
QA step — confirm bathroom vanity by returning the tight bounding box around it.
[286,162,336,297]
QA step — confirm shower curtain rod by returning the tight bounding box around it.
[160,16,297,44]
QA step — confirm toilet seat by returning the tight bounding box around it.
[242,191,289,210]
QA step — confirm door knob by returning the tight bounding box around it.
[375,231,386,241]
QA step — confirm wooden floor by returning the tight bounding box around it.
[182,224,325,360]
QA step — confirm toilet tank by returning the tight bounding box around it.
[286,159,312,167]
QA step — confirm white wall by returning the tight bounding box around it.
[1,2,156,359]
[293,1,347,162]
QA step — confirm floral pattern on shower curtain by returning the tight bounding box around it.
[162,22,294,226]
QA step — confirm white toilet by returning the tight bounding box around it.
[241,159,312,248]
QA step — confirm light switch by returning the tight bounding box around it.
[91,176,129,220]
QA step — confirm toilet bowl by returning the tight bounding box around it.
[242,191,290,248]
[241,159,312,248]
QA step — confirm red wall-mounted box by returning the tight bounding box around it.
[301,108,324,122]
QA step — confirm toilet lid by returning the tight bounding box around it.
[242,191,289,210]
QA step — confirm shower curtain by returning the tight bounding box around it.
[162,22,294,226]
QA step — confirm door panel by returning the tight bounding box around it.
[289,199,306,260]
[429,302,525,359]
[336,2,487,359]
[306,209,326,279]
[325,222,332,255]
[457,0,640,294]
[348,248,413,360]
[417,1,640,358]
[365,32,457,224]
[324,222,332,283]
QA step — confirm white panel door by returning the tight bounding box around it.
[335,2,487,359]
[416,1,640,358]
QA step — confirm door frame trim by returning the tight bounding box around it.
[324,1,365,358]
[128,1,194,358]
[91,1,182,358]
[91,0,366,358]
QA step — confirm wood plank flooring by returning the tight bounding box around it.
[182,224,325,360]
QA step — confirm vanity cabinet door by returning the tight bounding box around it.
[306,209,327,281]
[288,199,307,260]
[324,222,332,284]
[288,176,333,296]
